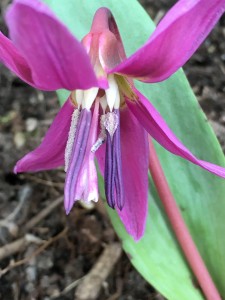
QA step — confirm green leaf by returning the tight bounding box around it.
[43,0,225,299]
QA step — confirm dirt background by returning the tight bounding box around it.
[0,0,225,299]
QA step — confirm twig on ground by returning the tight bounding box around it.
[24,196,63,231]
[106,280,123,300]
[75,243,122,300]
[24,174,64,188]
[0,227,68,277]
[0,234,43,261]
[0,185,32,237]
[0,196,63,262]
[0,185,32,223]
[50,277,84,299]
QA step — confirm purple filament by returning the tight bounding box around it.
[105,131,116,208]
[113,111,124,210]
[65,109,92,211]
[104,109,124,210]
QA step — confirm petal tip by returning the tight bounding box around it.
[14,161,23,174]
[13,165,18,174]
[64,200,73,215]
[133,233,144,242]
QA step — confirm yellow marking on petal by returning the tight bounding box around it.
[70,91,78,107]
[115,75,138,102]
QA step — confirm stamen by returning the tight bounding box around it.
[104,131,116,208]
[64,109,92,214]
[104,111,118,138]
[113,110,124,210]
[65,109,80,172]
[104,109,124,210]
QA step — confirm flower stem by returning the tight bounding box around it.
[148,138,221,300]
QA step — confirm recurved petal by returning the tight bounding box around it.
[96,107,149,240]
[5,0,98,91]
[14,99,74,173]
[112,0,225,82]
[126,89,225,179]
[0,32,34,85]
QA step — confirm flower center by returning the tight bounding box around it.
[64,75,124,211]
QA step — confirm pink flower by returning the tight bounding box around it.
[1,0,225,240]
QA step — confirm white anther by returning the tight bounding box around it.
[100,95,107,114]
[105,75,120,112]
[83,87,99,110]
[75,90,84,108]
[104,112,118,138]
[64,109,80,172]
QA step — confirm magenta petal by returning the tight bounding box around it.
[0,32,34,85]
[127,89,225,178]
[112,0,225,82]
[15,99,74,173]
[96,107,149,240]
[5,0,98,91]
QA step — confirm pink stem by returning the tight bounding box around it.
[148,137,221,300]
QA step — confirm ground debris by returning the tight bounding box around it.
[75,243,122,300]
[0,228,68,277]
[0,234,43,261]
